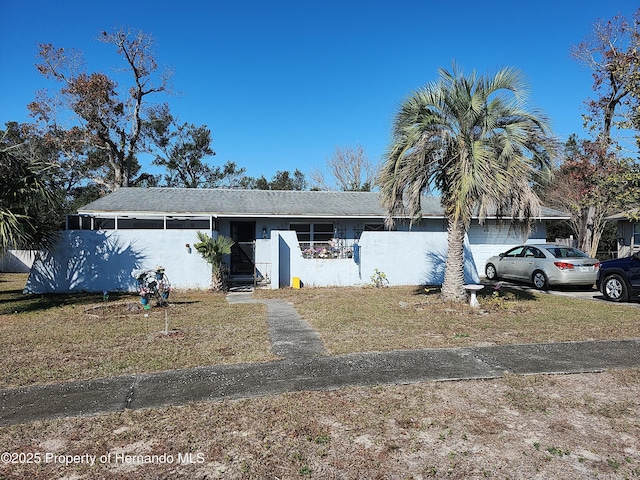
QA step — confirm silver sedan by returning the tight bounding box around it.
[484,244,600,290]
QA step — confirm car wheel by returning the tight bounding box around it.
[602,274,629,302]
[532,270,549,290]
[485,263,498,280]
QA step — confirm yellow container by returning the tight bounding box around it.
[292,277,301,289]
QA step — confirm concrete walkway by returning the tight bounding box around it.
[1,291,639,427]
[226,291,328,358]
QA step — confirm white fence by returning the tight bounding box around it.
[554,237,578,248]
[25,230,212,294]
[270,230,481,288]
[24,221,546,293]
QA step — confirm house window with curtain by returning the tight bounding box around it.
[633,223,640,248]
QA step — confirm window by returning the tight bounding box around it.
[65,215,215,230]
[523,246,546,259]
[545,247,589,259]
[503,246,525,258]
[290,223,310,242]
[66,215,115,230]
[166,218,211,229]
[94,218,115,230]
[66,215,82,230]
[117,218,164,229]
[290,223,334,245]
[634,223,640,247]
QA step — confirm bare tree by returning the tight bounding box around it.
[29,28,171,190]
[571,9,640,145]
[311,144,376,191]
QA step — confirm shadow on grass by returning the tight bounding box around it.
[412,285,443,297]
[411,282,539,302]
[163,300,200,306]
[478,284,538,302]
[0,291,138,315]
[1,295,204,315]
[0,289,24,296]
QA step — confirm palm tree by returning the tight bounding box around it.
[0,129,62,256]
[377,64,555,302]
[194,231,235,291]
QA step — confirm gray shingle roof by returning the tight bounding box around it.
[77,187,569,219]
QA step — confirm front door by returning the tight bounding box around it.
[230,221,256,276]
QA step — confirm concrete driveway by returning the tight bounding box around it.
[480,278,640,305]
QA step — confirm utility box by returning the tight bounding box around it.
[292,277,301,289]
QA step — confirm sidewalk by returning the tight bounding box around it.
[226,291,328,358]
[1,291,639,427]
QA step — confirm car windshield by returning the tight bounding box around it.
[545,247,590,259]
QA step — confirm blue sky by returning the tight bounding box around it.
[1,0,637,182]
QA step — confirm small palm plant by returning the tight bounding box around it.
[194,231,235,291]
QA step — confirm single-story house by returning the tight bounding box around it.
[606,208,640,258]
[25,188,570,293]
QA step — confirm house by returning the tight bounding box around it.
[606,208,640,258]
[25,188,570,293]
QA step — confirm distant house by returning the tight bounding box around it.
[607,208,640,258]
[25,188,569,293]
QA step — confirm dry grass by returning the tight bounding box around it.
[1,273,640,479]
[1,370,638,479]
[254,285,640,354]
[2,274,640,389]
[0,274,275,388]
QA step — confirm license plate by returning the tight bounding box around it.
[579,266,591,272]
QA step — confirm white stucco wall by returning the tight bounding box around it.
[359,231,481,286]
[268,220,548,288]
[254,238,272,282]
[271,230,480,288]
[23,219,550,293]
[25,230,212,294]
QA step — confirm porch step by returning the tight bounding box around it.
[228,275,271,288]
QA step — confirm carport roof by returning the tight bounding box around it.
[77,187,570,220]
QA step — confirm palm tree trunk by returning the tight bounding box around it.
[441,216,468,303]
[211,265,224,292]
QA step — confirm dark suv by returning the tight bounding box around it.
[596,252,640,302]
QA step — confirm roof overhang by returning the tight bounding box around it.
[606,208,640,221]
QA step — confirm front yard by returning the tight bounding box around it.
[255,284,640,354]
[0,274,273,389]
[1,273,639,479]
[1,273,639,388]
